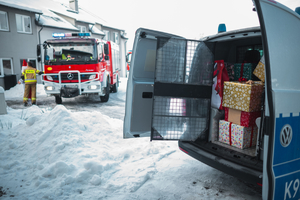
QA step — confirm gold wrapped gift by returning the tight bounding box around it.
[253,56,265,82]
[222,81,264,112]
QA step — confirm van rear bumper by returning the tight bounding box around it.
[178,140,263,185]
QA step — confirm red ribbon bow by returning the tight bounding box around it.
[238,77,247,82]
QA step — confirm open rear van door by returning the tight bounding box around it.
[123,28,214,140]
[255,0,300,199]
[123,28,186,138]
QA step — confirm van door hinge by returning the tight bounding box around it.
[140,32,146,38]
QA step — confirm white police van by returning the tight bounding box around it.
[123,0,300,199]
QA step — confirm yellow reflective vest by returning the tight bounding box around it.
[22,66,40,84]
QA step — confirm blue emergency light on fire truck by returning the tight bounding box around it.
[41,32,120,104]
[123,1,300,199]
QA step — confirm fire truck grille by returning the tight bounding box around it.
[49,73,94,81]
[151,37,214,141]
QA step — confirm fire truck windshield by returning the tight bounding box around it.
[44,42,97,65]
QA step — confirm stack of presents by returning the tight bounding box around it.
[212,55,265,150]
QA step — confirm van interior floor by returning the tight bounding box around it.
[191,140,263,171]
[212,141,256,157]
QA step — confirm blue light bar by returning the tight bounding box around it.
[218,24,226,33]
[296,7,300,15]
[52,33,65,38]
[52,32,91,38]
[78,33,91,37]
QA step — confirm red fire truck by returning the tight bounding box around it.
[42,32,120,104]
[125,50,132,78]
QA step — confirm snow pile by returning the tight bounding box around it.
[4,83,47,100]
[0,78,261,199]
[0,105,177,199]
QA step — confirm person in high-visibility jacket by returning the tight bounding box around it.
[21,61,43,106]
[19,60,34,104]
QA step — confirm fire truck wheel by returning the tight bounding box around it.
[100,78,110,102]
[55,96,62,104]
[112,77,118,93]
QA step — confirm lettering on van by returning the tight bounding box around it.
[284,179,299,200]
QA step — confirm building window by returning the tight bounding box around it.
[113,32,119,44]
[103,30,110,41]
[0,58,13,77]
[16,14,32,34]
[0,11,9,31]
[77,25,86,33]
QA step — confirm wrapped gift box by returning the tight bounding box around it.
[233,63,255,81]
[209,108,225,142]
[222,81,264,112]
[219,120,258,149]
[253,56,265,82]
[225,107,261,127]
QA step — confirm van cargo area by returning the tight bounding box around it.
[150,27,264,183]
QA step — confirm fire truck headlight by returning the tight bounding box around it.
[88,85,99,90]
[45,86,55,91]
[46,75,53,81]
[89,75,96,80]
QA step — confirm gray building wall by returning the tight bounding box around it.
[90,33,105,40]
[0,5,39,89]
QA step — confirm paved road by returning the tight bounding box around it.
[6,89,126,120]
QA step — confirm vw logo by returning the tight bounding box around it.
[280,124,293,147]
[67,73,74,80]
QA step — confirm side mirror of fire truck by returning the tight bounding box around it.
[104,44,109,55]
[37,44,41,56]
[37,44,41,62]
[104,55,109,60]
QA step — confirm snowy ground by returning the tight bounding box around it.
[1,78,261,199]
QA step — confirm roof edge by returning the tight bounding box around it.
[36,24,79,31]
[0,1,43,14]
[202,26,261,40]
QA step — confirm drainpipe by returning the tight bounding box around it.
[75,0,78,12]
[124,40,127,78]
[38,25,44,71]
[90,24,94,35]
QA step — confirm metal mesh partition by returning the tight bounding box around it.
[155,38,186,83]
[152,97,210,140]
[151,38,214,141]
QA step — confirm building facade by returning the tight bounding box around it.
[0,3,42,89]
[0,0,128,90]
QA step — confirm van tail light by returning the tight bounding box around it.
[179,147,188,154]
[257,183,262,187]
